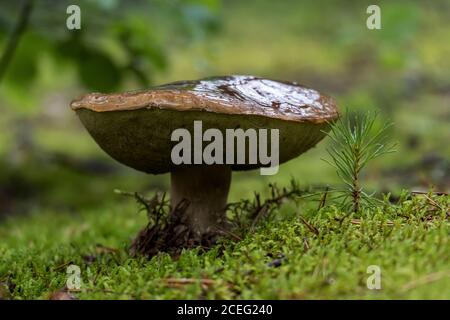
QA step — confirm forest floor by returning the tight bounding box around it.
[0,187,448,299]
[0,1,449,300]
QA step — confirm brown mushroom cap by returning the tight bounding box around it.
[71,75,339,174]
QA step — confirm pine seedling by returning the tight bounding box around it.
[323,111,396,213]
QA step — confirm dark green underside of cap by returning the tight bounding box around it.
[76,108,331,174]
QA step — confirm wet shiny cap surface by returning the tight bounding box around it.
[71,75,339,123]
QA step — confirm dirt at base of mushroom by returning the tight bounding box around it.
[130,199,223,258]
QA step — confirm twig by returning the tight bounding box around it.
[115,189,161,212]
[95,244,119,254]
[250,204,269,231]
[350,219,394,226]
[303,237,310,252]
[228,180,319,233]
[423,194,444,211]
[400,271,450,293]
[215,227,242,241]
[317,186,329,210]
[411,190,448,196]
[51,261,73,272]
[163,278,216,289]
[299,216,319,236]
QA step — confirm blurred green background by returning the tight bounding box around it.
[0,0,449,217]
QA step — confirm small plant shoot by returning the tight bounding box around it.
[323,112,396,213]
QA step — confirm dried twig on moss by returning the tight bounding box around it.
[227,180,320,233]
[128,199,204,257]
[118,181,322,257]
[163,278,216,288]
[299,216,319,235]
[114,189,169,224]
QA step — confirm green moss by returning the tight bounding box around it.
[1,193,448,300]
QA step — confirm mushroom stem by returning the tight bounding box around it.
[170,165,231,235]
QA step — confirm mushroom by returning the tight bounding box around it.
[70,75,339,249]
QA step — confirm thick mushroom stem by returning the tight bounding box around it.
[170,165,232,236]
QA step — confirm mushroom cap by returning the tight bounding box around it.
[71,75,339,174]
